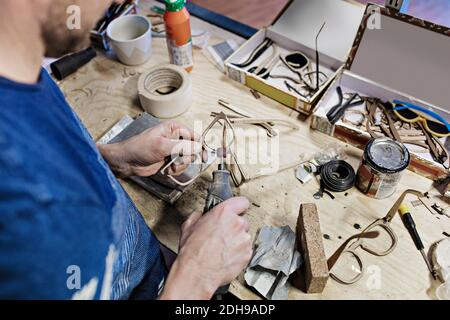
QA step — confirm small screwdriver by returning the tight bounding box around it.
[398,204,437,280]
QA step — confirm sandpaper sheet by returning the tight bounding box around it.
[244,226,302,300]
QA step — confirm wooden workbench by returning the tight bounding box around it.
[58,0,450,300]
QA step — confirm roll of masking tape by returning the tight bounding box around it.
[138,64,192,119]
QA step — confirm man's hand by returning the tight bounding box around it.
[159,197,253,300]
[98,121,202,178]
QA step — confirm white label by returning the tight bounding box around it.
[227,66,245,84]
[375,172,401,199]
[168,40,194,69]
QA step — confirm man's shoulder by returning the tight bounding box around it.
[0,68,116,208]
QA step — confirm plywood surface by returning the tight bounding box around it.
[57,0,450,300]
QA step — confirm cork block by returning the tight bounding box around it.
[297,203,329,293]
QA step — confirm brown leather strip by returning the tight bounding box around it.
[365,100,380,139]
[419,122,441,161]
[417,122,450,168]
[432,134,450,169]
[378,101,402,142]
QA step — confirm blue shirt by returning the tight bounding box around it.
[0,69,165,299]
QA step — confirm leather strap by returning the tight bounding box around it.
[366,99,402,142]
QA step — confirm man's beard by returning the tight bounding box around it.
[41,2,93,58]
[43,31,90,58]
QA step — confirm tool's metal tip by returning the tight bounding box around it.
[420,249,436,279]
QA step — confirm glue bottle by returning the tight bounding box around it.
[164,0,194,72]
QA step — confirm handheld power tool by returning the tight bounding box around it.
[203,140,234,300]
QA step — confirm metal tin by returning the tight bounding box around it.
[356,138,410,199]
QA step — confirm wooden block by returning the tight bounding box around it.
[297,203,329,293]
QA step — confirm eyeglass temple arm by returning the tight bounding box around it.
[384,189,425,222]
[228,149,251,187]
[233,38,273,69]
[254,45,279,76]
[315,22,326,91]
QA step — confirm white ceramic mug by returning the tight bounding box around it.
[107,15,152,66]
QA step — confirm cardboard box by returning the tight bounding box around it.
[224,0,365,115]
[311,4,450,179]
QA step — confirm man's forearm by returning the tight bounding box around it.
[159,255,219,300]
